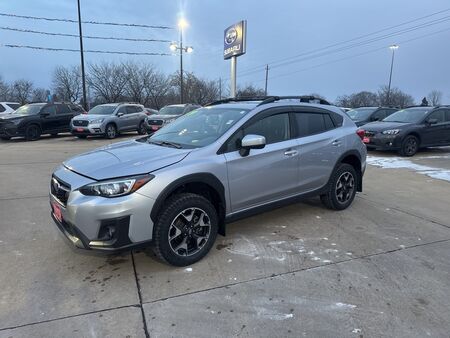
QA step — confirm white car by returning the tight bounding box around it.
[0,102,21,116]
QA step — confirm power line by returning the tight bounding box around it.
[0,26,171,43]
[0,12,172,30]
[238,8,450,75]
[1,43,173,56]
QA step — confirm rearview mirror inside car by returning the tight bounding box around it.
[239,134,266,157]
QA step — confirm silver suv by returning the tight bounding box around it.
[145,103,201,133]
[71,103,147,139]
[50,96,366,266]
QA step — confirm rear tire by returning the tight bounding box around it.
[137,121,146,135]
[25,124,41,141]
[105,123,117,139]
[321,163,357,210]
[152,193,218,266]
[399,135,419,157]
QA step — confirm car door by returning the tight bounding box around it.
[421,109,447,146]
[55,104,73,131]
[445,109,450,144]
[39,105,58,132]
[224,110,299,212]
[293,109,343,192]
[115,106,129,131]
[127,105,143,128]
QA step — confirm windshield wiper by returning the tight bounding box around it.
[148,140,182,149]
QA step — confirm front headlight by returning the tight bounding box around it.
[79,174,154,198]
[381,129,400,135]
[89,118,104,124]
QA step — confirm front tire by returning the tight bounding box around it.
[321,163,357,210]
[137,121,147,135]
[25,124,41,141]
[152,193,218,266]
[1,136,11,141]
[399,135,419,157]
[105,123,117,139]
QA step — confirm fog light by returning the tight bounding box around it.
[98,224,116,241]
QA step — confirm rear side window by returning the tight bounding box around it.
[444,109,450,122]
[135,106,143,112]
[56,104,71,114]
[41,105,56,114]
[6,103,20,110]
[0,105,5,112]
[126,106,138,114]
[428,110,445,123]
[295,113,335,137]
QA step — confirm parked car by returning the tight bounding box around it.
[71,103,148,139]
[145,103,201,133]
[0,102,84,141]
[346,107,398,127]
[145,108,159,116]
[362,106,450,156]
[50,96,366,266]
[0,102,21,116]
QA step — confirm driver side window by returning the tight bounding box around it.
[117,106,127,115]
[428,110,445,123]
[225,113,290,152]
[41,105,56,115]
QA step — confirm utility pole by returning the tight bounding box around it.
[387,45,399,106]
[179,27,184,104]
[264,64,269,96]
[77,0,87,110]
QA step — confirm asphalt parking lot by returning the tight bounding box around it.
[0,134,449,338]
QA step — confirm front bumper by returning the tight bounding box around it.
[145,124,163,133]
[363,133,402,150]
[49,169,156,252]
[0,124,19,137]
[71,124,105,136]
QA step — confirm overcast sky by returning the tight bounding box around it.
[1,0,449,102]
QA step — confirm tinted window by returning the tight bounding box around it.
[347,108,377,121]
[0,105,5,112]
[88,105,117,115]
[126,106,138,114]
[6,103,20,110]
[41,105,57,114]
[383,107,430,123]
[245,113,290,144]
[444,109,450,122]
[295,113,333,137]
[11,104,45,115]
[428,110,445,123]
[135,106,143,112]
[159,105,185,115]
[116,106,127,115]
[372,109,385,121]
[56,104,71,114]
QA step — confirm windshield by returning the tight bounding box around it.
[346,108,377,121]
[12,104,45,115]
[383,108,430,123]
[88,105,117,115]
[148,107,250,148]
[159,106,185,115]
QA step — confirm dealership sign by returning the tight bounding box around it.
[223,20,247,60]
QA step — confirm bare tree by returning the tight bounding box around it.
[52,65,81,103]
[0,76,10,101]
[88,62,128,103]
[427,90,443,106]
[31,88,48,102]
[236,84,265,98]
[378,86,414,107]
[335,91,378,108]
[10,79,34,104]
[144,71,174,109]
[174,72,220,105]
[123,61,147,104]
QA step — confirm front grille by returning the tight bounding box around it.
[365,131,377,137]
[147,119,163,126]
[51,176,71,206]
[73,120,89,127]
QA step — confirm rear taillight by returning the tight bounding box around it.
[356,129,365,140]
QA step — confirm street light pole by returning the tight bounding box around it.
[77,0,87,110]
[387,44,398,106]
[179,27,184,104]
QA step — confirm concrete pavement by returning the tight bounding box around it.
[0,134,449,337]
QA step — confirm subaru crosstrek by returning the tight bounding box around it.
[50,96,367,266]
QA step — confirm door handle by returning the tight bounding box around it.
[332,140,342,146]
[284,150,298,157]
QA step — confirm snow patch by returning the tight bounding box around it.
[184,267,192,272]
[335,302,357,309]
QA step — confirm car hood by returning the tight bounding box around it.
[64,139,191,180]
[147,114,181,120]
[0,114,25,122]
[362,121,411,131]
[72,114,110,121]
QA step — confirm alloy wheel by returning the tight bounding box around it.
[168,207,211,257]
[404,138,417,156]
[335,172,355,204]
[106,125,116,138]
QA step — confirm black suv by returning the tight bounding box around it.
[362,106,450,156]
[0,102,84,141]
[346,107,398,127]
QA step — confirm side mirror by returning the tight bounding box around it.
[239,134,266,157]
[427,118,438,125]
[117,112,124,117]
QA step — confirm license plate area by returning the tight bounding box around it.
[76,128,84,132]
[52,201,63,223]
[363,136,370,144]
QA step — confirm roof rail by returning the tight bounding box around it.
[205,96,270,106]
[257,96,331,106]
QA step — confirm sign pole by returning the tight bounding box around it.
[264,64,269,96]
[230,56,237,98]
